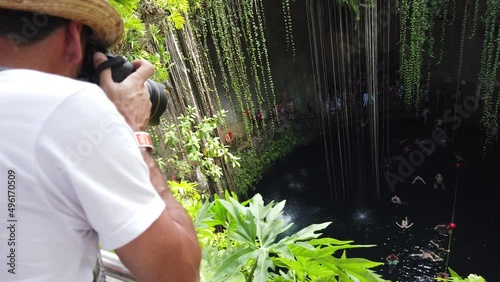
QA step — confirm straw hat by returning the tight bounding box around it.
[0,0,124,47]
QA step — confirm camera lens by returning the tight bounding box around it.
[146,80,168,126]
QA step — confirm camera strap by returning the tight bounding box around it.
[95,56,127,75]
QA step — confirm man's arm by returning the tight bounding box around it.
[115,149,201,282]
[93,53,201,281]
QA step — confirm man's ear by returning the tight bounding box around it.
[64,21,84,64]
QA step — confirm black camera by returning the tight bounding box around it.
[79,44,168,126]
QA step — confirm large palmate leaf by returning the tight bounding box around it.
[200,246,249,282]
[199,193,386,282]
[318,253,385,282]
[193,200,213,230]
[218,198,257,244]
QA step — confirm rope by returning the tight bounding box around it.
[444,165,460,269]
[445,0,469,269]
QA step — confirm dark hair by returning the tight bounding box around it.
[0,9,69,45]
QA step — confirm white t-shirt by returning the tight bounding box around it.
[0,69,165,281]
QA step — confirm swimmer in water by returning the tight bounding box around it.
[386,253,399,273]
[391,195,402,204]
[396,216,414,229]
[412,175,426,185]
[430,240,450,256]
[433,173,446,190]
[434,224,453,236]
[410,249,443,262]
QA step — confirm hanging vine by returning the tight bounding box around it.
[235,0,265,137]
[455,0,469,93]
[193,0,278,142]
[282,0,296,61]
[423,0,442,100]
[399,0,449,111]
[257,0,278,129]
[470,0,481,39]
[437,0,450,64]
[477,0,500,148]
[399,0,410,102]
[401,0,428,110]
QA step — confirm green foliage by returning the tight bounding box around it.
[198,0,278,140]
[233,125,308,197]
[445,269,486,282]
[168,180,206,219]
[470,0,481,39]
[337,0,375,21]
[153,0,189,29]
[111,0,172,83]
[111,0,140,15]
[196,193,385,282]
[476,0,500,151]
[111,0,145,34]
[282,0,296,61]
[110,0,146,59]
[163,106,240,181]
[272,240,385,281]
[399,0,449,110]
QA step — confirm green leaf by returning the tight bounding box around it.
[288,222,331,241]
[252,249,274,282]
[335,257,384,269]
[169,11,186,30]
[194,200,214,230]
[309,238,354,246]
[218,199,257,244]
[205,246,256,282]
[110,0,139,15]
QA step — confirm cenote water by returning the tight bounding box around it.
[251,117,500,281]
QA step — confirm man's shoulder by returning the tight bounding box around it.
[2,68,118,130]
[11,69,96,88]
[3,69,108,112]
[2,68,101,96]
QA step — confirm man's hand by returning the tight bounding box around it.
[93,52,154,131]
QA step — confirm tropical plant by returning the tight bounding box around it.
[163,106,240,182]
[168,180,207,219]
[444,269,486,282]
[195,192,385,282]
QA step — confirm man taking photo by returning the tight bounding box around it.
[0,0,201,281]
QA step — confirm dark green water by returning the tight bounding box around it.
[252,117,499,281]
